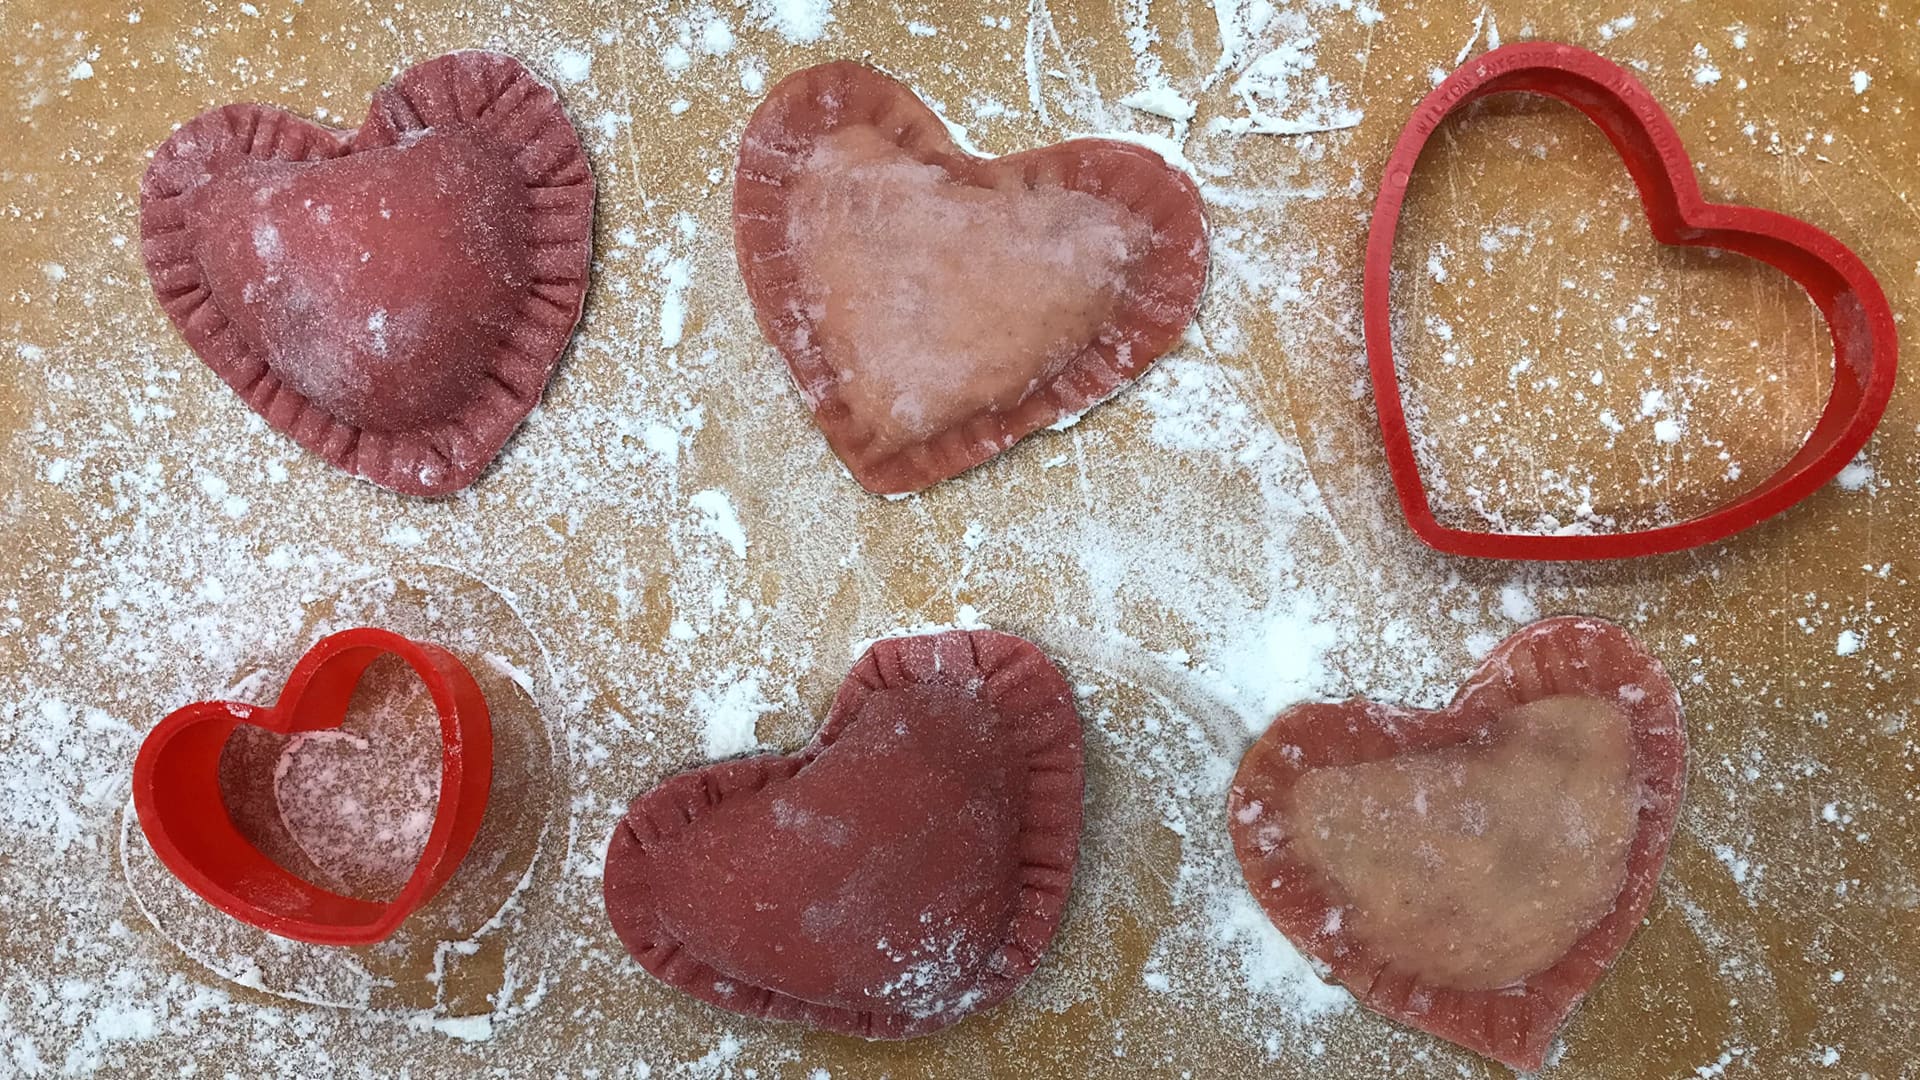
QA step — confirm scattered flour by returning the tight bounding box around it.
[0,2,1885,1077]
[1212,891,1350,1019]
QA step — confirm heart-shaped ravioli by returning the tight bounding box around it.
[734,61,1209,494]
[602,630,1084,1039]
[1228,617,1686,1071]
[139,50,594,497]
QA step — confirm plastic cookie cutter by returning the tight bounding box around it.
[1364,41,1898,560]
[132,627,492,946]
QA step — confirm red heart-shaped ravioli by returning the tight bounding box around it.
[139,51,594,497]
[1228,617,1686,1071]
[734,62,1209,494]
[603,630,1084,1039]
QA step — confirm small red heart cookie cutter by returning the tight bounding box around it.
[1365,42,1898,561]
[132,628,492,946]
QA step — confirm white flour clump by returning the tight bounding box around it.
[691,671,780,759]
[550,46,591,85]
[748,0,834,44]
[690,488,750,558]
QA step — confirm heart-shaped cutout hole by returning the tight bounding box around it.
[1364,43,1896,559]
[602,630,1084,1039]
[139,50,594,497]
[133,628,492,945]
[735,62,1210,494]
[1229,616,1687,1071]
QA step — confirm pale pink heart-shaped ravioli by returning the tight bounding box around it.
[140,50,594,497]
[735,61,1209,494]
[1229,617,1687,1071]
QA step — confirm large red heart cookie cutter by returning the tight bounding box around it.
[132,628,492,946]
[139,51,594,498]
[1365,42,1898,560]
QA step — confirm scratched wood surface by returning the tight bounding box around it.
[1,1,1914,1077]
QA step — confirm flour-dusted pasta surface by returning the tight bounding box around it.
[1,1,1914,1078]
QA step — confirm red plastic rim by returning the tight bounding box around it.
[131,628,493,946]
[1364,42,1898,561]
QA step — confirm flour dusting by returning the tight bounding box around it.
[0,0,1901,1077]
